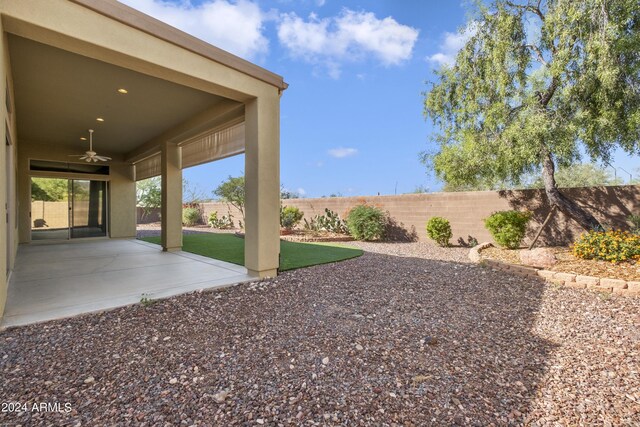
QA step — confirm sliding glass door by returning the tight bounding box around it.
[31,177,107,240]
[70,180,107,239]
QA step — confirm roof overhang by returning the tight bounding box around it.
[2,0,286,164]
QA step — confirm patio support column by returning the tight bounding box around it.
[161,142,182,252]
[244,93,280,278]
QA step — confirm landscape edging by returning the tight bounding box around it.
[470,245,640,297]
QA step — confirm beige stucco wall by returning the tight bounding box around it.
[109,163,136,238]
[1,26,20,318]
[16,142,138,243]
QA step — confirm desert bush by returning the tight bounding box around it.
[457,235,479,247]
[208,211,234,229]
[280,206,304,230]
[346,204,386,241]
[484,210,532,249]
[182,207,201,226]
[303,208,349,234]
[572,230,640,263]
[426,216,452,247]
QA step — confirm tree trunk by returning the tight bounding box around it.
[541,151,601,231]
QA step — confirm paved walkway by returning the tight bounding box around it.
[2,239,251,328]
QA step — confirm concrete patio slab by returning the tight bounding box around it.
[1,239,253,328]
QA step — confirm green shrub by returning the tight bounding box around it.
[484,210,532,249]
[280,206,304,230]
[426,216,452,247]
[182,207,201,226]
[208,211,234,229]
[572,230,640,263]
[346,204,386,241]
[303,208,349,234]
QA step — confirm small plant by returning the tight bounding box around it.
[303,208,349,234]
[572,230,640,263]
[140,294,155,307]
[484,210,532,249]
[457,235,479,247]
[280,206,304,230]
[426,216,452,247]
[346,204,386,241]
[628,213,640,234]
[182,207,201,226]
[208,211,234,229]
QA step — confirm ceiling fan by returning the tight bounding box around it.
[70,129,112,162]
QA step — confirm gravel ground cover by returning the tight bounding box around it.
[482,246,640,281]
[1,241,639,426]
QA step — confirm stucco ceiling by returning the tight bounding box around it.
[8,35,230,155]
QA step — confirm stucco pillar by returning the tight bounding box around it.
[109,163,136,238]
[161,142,182,252]
[244,94,280,278]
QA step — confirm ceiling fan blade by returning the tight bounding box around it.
[94,155,112,161]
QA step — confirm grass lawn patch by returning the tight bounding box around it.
[140,233,363,271]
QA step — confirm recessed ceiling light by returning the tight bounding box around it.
[96,117,105,122]
[80,137,87,141]
[117,88,128,94]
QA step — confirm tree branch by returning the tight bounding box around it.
[524,44,548,66]
[539,76,559,108]
[508,104,526,118]
[505,1,545,21]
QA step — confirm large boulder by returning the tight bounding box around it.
[469,242,493,263]
[519,248,557,269]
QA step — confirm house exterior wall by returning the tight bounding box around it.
[109,163,136,238]
[16,142,137,243]
[1,26,20,319]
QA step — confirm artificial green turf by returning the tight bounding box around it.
[141,233,363,271]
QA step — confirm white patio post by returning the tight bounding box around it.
[161,141,182,252]
[244,93,280,277]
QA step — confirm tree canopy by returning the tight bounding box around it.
[213,175,245,224]
[443,163,623,191]
[136,177,161,218]
[31,178,68,202]
[423,0,640,229]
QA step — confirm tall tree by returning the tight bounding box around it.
[423,0,640,230]
[213,175,245,225]
[136,177,161,219]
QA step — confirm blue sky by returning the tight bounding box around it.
[121,0,639,199]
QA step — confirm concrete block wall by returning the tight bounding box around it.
[138,185,640,246]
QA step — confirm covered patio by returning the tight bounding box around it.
[1,239,252,328]
[0,0,287,325]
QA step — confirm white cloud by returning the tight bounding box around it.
[119,0,268,60]
[278,9,419,77]
[427,23,477,67]
[297,188,307,196]
[328,147,358,158]
[316,0,326,6]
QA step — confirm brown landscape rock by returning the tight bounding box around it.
[519,248,558,269]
